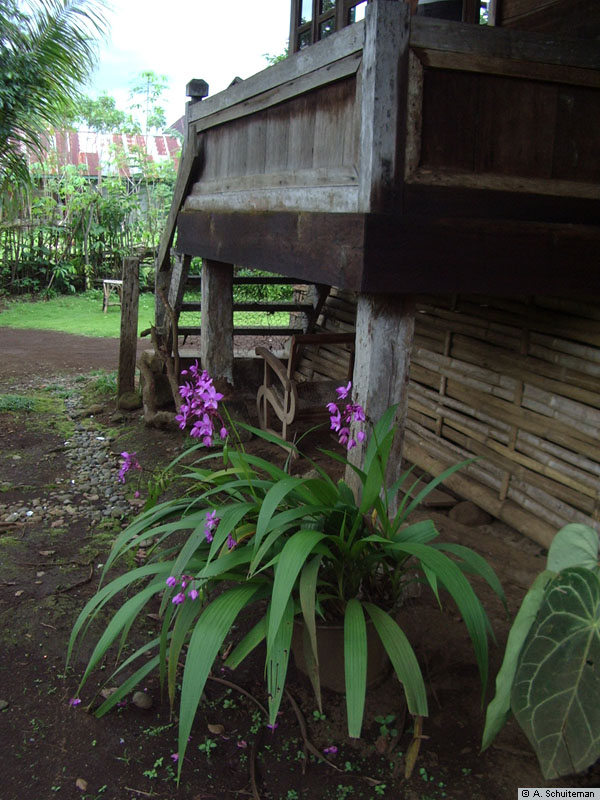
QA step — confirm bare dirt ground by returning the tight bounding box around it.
[0,327,598,800]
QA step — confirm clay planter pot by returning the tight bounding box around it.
[291,619,389,693]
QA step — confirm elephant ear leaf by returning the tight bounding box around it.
[546,523,599,574]
[511,567,600,779]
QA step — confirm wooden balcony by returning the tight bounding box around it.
[160,4,600,296]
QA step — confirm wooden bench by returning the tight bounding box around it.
[255,332,355,441]
[102,279,123,313]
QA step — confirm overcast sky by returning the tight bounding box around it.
[88,0,291,127]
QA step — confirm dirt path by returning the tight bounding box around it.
[0,327,141,380]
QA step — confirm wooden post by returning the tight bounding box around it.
[358,0,410,213]
[168,253,192,314]
[347,294,415,509]
[201,259,234,384]
[346,0,415,502]
[118,257,140,398]
[154,261,171,335]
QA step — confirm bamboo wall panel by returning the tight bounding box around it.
[408,295,600,537]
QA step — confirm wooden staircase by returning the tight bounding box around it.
[177,274,327,340]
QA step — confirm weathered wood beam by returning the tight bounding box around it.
[188,20,364,126]
[347,1,415,498]
[176,209,366,290]
[410,15,600,72]
[201,260,234,385]
[362,214,600,294]
[154,264,170,335]
[358,0,411,212]
[155,135,203,273]
[176,207,600,295]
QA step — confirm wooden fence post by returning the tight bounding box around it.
[118,257,140,399]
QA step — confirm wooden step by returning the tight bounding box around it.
[184,275,312,287]
[178,325,303,338]
[180,301,313,313]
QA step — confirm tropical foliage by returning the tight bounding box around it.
[0,0,107,192]
[0,154,177,294]
[68,375,504,779]
[482,523,600,779]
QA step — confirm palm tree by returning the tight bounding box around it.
[0,0,108,192]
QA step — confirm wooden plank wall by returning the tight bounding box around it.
[184,77,360,214]
[314,290,600,542]
[498,0,600,38]
[419,68,600,186]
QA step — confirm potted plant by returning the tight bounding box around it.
[68,365,505,776]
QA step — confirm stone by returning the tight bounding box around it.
[131,691,152,709]
[118,391,142,411]
[0,699,9,711]
[448,500,493,527]
[82,404,104,417]
[110,410,126,423]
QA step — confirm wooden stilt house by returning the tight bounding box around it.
[155,0,600,548]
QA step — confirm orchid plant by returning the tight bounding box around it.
[67,366,504,780]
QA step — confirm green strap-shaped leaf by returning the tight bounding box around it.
[167,595,204,708]
[344,598,368,738]
[224,616,267,670]
[364,602,428,717]
[255,476,305,551]
[511,567,600,779]
[436,542,507,611]
[77,577,164,689]
[177,584,259,778]
[390,541,490,695]
[299,555,323,711]
[393,519,439,545]
[267,530,325,652]
[395,459,474,526]
[67,562,168,665]
[481,570,554,751]
[266,595,294,727]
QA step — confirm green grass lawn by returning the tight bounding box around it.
[0,291,291,337]
[0,291,156,337]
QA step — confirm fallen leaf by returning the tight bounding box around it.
[39,550,55,556]
[375,735,388,755]
[75,778,88,792]
[14,590,24,597]
[207,723,225,735]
